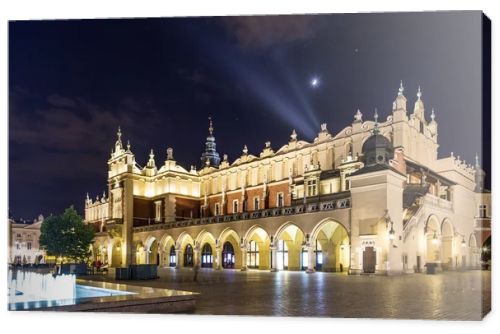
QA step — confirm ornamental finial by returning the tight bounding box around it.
[208,116,214,135]
[372,108,380,135]
[475,153,479,167]
[290,129,297,141]
[149,149,154,160]
[431,108,436,121]
[398,80,404,96]
[417,85,422,100]
[354,109,363,122]
[117,126,122,140]
[242,145,248,155]
[127,140,131,151]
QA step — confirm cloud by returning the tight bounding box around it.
[221,15,319,51]
[47,94,78,109]
[10,91,136,154]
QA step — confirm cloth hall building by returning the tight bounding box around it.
[84,83,491,275]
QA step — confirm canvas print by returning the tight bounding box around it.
[8,11,491,319]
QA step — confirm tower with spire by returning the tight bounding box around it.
[200,117,221,168]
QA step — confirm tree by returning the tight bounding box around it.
[40,206,95,263]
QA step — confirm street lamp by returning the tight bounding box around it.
[432,231,439,245]
[384,210,396,240]
[388,223,395,240]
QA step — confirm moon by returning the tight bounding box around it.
[310,76,320,88]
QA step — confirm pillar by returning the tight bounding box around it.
[215,246,222,270]
[194,247,200,267]
[240,247,247,271]
[175,249,181,269]
[306,246,315,273]
[270,246,278,272]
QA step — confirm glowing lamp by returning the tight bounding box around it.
[461,238,466,248]
[432,232,439,245]
[388,226,395,240]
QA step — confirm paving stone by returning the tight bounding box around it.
[84,269,491,320]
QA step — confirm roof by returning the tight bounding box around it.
[349,163,405,177]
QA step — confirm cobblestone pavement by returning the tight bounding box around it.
[86,269,491,320]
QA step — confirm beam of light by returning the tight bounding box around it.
[176,22,317,139]
[274,54,320,129]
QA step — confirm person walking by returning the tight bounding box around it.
[193,263,200,282]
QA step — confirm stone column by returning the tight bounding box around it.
[194,247,200,267]
[306,245,315,273]
[240,247,247,271]
[215,246,222,270]
[175,249,181,269]
[270,246,278,272]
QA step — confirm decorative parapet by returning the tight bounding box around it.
[132,196,351,233]
[423,193,453,211]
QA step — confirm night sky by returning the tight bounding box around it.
[9,11,489,220]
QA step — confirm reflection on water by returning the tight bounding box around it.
[8,269,133,309]
[8,269,76,303]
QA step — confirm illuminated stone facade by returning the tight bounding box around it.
[85,83,490,274]
[8,215,45,265]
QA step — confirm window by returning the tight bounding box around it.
[306,179,317,196]
[277,240,288,270]
[17,234,21,238]
[154,200,162,222]
[27,242,32,250]
[479,205,487,218]
[315,240,323,270]
[184,244,194,267]
[247,240,259,269]
[222,242,235,269]
[277,193,284,207]
[214,203,220,216]
[16,243,20,250]
[254,197,260,210]
[233,200,239,213]
[169,246,176,267]
[201,243,213,268]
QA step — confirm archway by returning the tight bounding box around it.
[195,230,217,268]
[110,240,123,267]
[184,244,194,267]
[222,242,235,269]
[159,235,175,267]
[244,225,271,270]
[168,245,176,267]
[219,228,242,269]
[135,242,146,264]
[425,216,441,264]
[201,243,213,268]
[481,236,491,269]
[145,237,159,265]
[310,219,350,272]
[275,223,305,271]
[176,232,194,268]
[441,219,454,270]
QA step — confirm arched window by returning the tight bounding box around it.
[201,243,213,268]
[315,240,323,271]
[277,239,288,270]
[184,244,194,267]
[247,240,259,269]
[169,246,176,267]
[222,242,235,269]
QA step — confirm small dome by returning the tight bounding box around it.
[362,134,393,153]
[361,134,394,166]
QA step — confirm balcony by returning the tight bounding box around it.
[423,193,453,211]
[133,194,351,233]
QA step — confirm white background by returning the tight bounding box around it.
[0,0,497,332]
